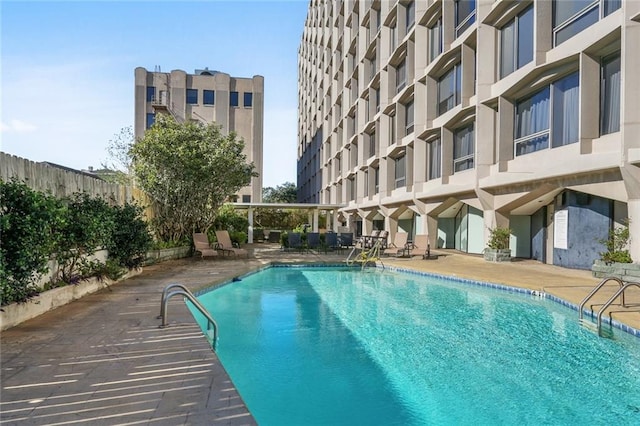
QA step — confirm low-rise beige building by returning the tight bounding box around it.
[135,67,264,203]
[297,0,640,269]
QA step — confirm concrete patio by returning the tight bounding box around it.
[1,243,639,425]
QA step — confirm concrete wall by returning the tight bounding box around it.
[553,191,611,269]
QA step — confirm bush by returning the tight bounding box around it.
[487,227,511,250]
[107,202,152,269]
[53,193,115,284]
[0,179,61,305]
[599,220,632,264]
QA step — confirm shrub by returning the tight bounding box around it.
[53,193,115,284]
[599,220,632,264]
[106,202,152,269]
[487,226,511,250]
[0,179,61,305]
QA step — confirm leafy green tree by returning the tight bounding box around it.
[130,115,257,242]
[262,182,297,203]
[0,179,61,305]
[106,202,152,269]
[102,126,135,184]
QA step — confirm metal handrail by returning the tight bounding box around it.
[596,282,640,336]
[159,284,218,349]
[578,277,625,320]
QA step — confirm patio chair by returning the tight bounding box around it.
[383,232,410,257]
[412,234,437,259]
[306,232,321,252]
[215,230,249,258]
[363,230,380,249]
[324,232,341,252]
[338,232,354,249]
[288,232,304,252]
[193,233,219,259]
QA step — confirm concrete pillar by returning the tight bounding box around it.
[248,207,254,244]
[312,209,319,232]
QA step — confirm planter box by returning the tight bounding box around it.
[591,260,640,282]
[483,248,512,262]
[0,269,141,331]
[144,246,191,265]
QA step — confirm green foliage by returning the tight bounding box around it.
[106,203,152,269]
[229,231,247,245]
[102,126,134,184]
[262,182,297,203]
[280,231,289,248]
[487,226,511,250]
[254,208,309,230]
[599,220,632,264]
[213,204,249,233]
[53,193,115,284]
[131,115,257,242]
[1,179,61,305]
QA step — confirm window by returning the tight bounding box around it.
[500,5,534,78]
[601,53,621,135]
[376,8,381,33]
[391,23,397,51]
[438,64,462,115]
[553,0,619,46]
[390,113,396,145]
[230,91,239,107]
[406,1,415,31]
[242,195,251,203]
[244,92,253,107]
[369,131,376,157]
[349,177,356,201]
[514,72,579,156]
[203,90,215,105]
[455,0,476,38]
[374,167,380,193]
[186,89,198,104]
[429,17,443,62]
[454,123,474,172]
[375,88,380,112]
[396,59,407,92]
[405,100,414,135]
[364,170,369,197]
[146,86,155,102]
[429,139,442,179]
[394,154,406,188]
[146,113,155,129]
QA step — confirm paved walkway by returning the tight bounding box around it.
[2,244,639,425]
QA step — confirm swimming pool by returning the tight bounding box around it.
[191,266,640,425]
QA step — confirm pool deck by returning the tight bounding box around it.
[2,244,640,425]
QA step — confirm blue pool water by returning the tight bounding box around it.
[191,266,640,425]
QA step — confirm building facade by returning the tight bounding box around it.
[297,0,640,269]
[135,67,264,203]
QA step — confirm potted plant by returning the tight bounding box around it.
[483,226,512,262]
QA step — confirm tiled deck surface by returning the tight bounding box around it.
[2,244,640,425]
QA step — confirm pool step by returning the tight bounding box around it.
[579,318,614,338]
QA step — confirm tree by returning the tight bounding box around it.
[263,182,297,203]
[130,115,257,242]
[102,126,135,184]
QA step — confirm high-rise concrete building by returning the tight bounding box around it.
[298,0,640,269]
[135,67,264,203]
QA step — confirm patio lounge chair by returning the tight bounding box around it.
[383,232,410,257]
[193,233,219,259]
[215,230,249,258]
[338,233,354,249]
[412,234,437,259]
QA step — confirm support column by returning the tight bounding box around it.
[248,207,254,244]
[312,209,319,232]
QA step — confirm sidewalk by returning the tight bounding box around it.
[1,245,639,425]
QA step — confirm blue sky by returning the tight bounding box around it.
[1,0,309,187]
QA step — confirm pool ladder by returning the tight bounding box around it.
[578,277,640,337]
[346,236,385,269]
[159,283,219,348]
